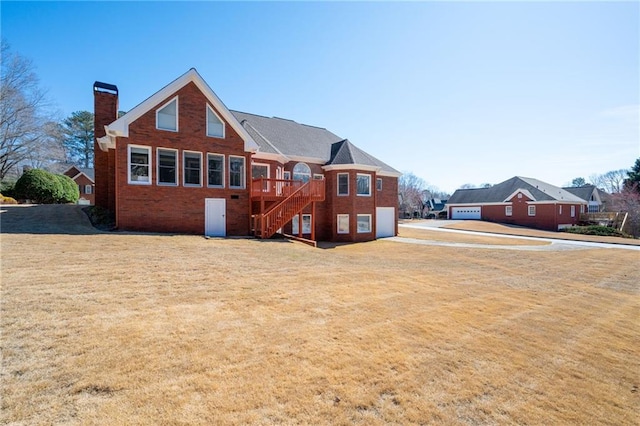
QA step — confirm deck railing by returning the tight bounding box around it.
[252,179,325,239]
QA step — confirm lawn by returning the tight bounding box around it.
[1,220,639,424]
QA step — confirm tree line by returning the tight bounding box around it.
[1,41,95,181]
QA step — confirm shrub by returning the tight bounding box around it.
[0,194,18,204]
[55,174,80,203]
[14,169,79,204]
[562,225,630,238]
[0,180,16,199]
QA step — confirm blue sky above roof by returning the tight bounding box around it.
[2,1,637,192]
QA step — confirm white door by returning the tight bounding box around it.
[451,207,481,220]
[376,207,395,238]
[205,198,226,237]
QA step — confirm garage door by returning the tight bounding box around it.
[451,207,481,220]
[376,207,395,238]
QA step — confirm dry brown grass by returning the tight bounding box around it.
[2,209,639,425]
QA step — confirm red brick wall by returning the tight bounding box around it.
[114,82,251,235]
[73,174,95,205]
[481,200,583,231]
[94,90,118,211]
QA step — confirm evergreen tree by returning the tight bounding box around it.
[62,111,94,168]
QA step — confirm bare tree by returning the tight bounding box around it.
[0,40,53,180]
[610,184,640,237]
[601,169,629,194]
[399,172,426,218]
[23,121,67,172]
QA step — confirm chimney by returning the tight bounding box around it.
[93,81,118,213]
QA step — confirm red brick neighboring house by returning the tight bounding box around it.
[446,176,587,231]
[63,166,95,205]
[94,69,400,242]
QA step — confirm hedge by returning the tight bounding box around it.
[14,169,79,204]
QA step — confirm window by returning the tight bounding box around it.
[283,171,291,180]
[157,148,178,185]
[357,174,371,196]
[505,206,512,216]
[206,105,224,138]
[293,163,311,183]
[183,151,202,186]
[337,173,349,196]
[252,164,269,179]
[85,185,92,194]
[337,214,349,234]
[156,97,178,131]
[128,145,151,184]
[559,205,563,215]
[376,178,382,191]
[571,205,576,217]
[207,153,224,187]
[292,214,312,234]
[357,214,372,233]
[528,205,536,216]
[229,156,245,188]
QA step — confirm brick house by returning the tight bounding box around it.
[63,166,95,205]
[94,69,400,242]
[446,176,587,231]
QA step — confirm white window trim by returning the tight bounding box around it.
[293,162,311,182]
[183,150,203,187]
[357,214,372,233]
[206,104,225,138]
[337,172,349,196]
[156,96,178,132]
[356,173,371,196]
[337,214,349,234]
[571,205,576,217]
[292,214,312,234]
[376,178,382,191]
[207,153,225,188]
[559,205,563,215]
[528,205,536,216]
[157,148,178,186]
[252,162,270,179]
[229,155,246,189]
[84,185,93,194]
[505,205,512,216]
[127,144,152,185]
[283,171,291,180]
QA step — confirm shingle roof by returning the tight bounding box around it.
[448,176,585,204]
[563,185,596,202]
[231,111,400,174]
[78,168,95,181]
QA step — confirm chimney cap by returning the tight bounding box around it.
[94,81,118,94]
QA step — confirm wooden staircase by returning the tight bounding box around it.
[251,178,325,240]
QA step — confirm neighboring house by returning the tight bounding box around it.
[446,176,587,231]
[93,69,400,242]
[426,198,448,217]
[563,185,611,213]
[63,166,95,205]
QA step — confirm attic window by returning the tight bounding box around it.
[157,97,178,131]
[207,105,224,138]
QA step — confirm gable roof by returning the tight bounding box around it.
[98,68,258,152]
[63,166,95,182]
[562,184,597,201]
[448,176,585,205]
[232,111,400,175]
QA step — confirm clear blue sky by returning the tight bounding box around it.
[2,1,638,193]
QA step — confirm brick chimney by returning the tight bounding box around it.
[93,82,118,213]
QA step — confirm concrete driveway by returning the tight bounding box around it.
[398,221,640,251]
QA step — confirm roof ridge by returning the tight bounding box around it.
[242,120,286,157]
